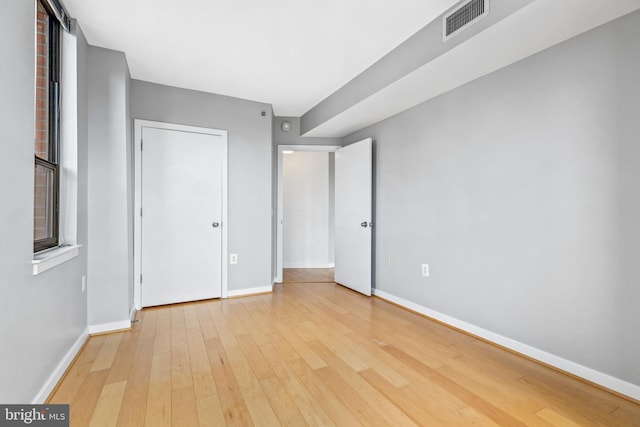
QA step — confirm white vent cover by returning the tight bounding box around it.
[443,0,489,41]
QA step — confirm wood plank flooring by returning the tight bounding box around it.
[49,280,640,426]
[283,268,334,283]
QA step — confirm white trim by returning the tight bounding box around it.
[59,29,78,246]
[373,289,640,401]
[283,263,334,269]
[32,327,89,404]
[276,144,341,283]
[133,120,229,308]
[278,145,341,153]
[88,320,131,335]
[226,285,273,298]
[129,307,137,321]
[32,245,81,275]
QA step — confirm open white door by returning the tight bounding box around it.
[334,138,373,296]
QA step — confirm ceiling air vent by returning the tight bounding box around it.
[443,0,489,41]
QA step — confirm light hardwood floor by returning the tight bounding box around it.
[283,268,334,283]
[49,280,640,426]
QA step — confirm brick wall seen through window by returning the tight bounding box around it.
[34,0,59,251]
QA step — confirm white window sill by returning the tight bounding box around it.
[33,244,81,275]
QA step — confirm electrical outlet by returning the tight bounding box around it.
[81,275,87,292]
[230,253,238,264]
[421,264,429,277]
[385,256,391,266]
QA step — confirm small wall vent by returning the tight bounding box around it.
[443,0,489,41]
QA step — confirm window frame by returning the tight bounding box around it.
[34,0,62,253]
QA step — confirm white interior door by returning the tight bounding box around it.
[334,138,373,296]
[141,126,224,307]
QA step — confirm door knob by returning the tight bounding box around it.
[361,221,368,228]
[212,222,220,228]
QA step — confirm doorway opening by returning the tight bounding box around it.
[276,139,373,295]
[276,145,339,284]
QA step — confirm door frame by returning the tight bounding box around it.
[275,144,340,283]
[134,119,229,309]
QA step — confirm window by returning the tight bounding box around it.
[34,0,61,252]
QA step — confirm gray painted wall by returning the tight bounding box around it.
[0,0,89,402]
[125,65,134,312]
[131,80,273,292]
[77,27,90,274]
[344,10,640,386]
[87,47,133,326]
[273,116,342,146]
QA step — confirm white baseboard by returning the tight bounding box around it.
[32,326,89,404]
[88,320,131,335]
[373,289,640,402]
[129,307,137,321]
[283,263,333,269]
[227,285,273,298]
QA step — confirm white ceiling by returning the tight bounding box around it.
[64,0,640,136]
[63,0,459,116]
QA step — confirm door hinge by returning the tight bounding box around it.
[140,274,143,284]
[140,207,142,217]
[140,140,143,150]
